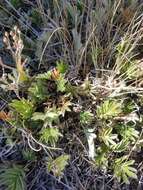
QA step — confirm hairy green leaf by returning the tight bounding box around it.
[113,156,137,184]
[9,99,34,119]
[40,127,62,146]
[56,76,67,92]
[80,111,94,124]
[47,154,70,177]
[99,127,118,147]
[97,100,122,119]
[56,61,68,74]
[28,80,49,102]
[32,108,60,126]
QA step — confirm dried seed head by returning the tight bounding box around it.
[18,39,23,45]
[4,32,9,37]
[12,34,17,41]
[3,37,8,44]
[17,29,21,34]
[18,44,24,51]
[13,25,18,31]
[10,31,15,37]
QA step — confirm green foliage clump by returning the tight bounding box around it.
[113,156,137,184]
[28,79,49,103]
[4,61,143,185]
[116,124,139,142]
[0,165,26,190]
[80,111,94,124]
[47,154,70,177]
[1,2,143,187]
[97,100,122,119]
[22,149,36,161]
[9,99,34,120]
[40,128,62,146]
[99,127,118,147]
[32,107,60,126]
[10,0,23,9]
[30,9,43,26]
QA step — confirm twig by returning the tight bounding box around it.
[0,57,14,70]
[19,128,62,151]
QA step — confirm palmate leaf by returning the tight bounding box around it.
[56,75,67,92]
[9,99,34,120]
[113,156,137,184]
[123,100,135,114]
[0,165,26,190]
[116,124,139,142]
[36,71,51,80]
[97,100,122,119]
[47,154,70,177]
[99,127,118,147]
[56,61,68,74]
[32,112,45,121]
[32,107,60,126]
[113,140,129,153]
[40,127,62,146]
[28,80,49,102]
[80,111,94,125]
